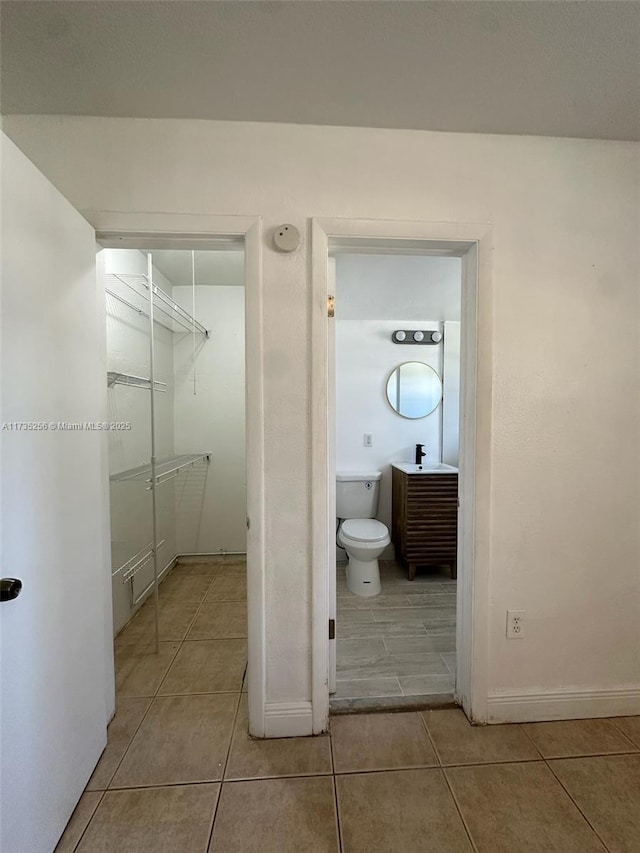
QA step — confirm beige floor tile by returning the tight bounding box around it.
[336,769,472,853]
[159,573,213,603]
[331,712,437,772]
[115,642,180,698]
[612,715,640,747]
[205,573,247,602]
[115,602,199,644]
[225,696,332,780]
[550,753,640,853]
[176,560,224,575]
[209,777,339,853]
[424,708,539,766]
[113,608,152,646]
[221,555,247,566]
[76,784,219,853]
[86,698,151,790]
[399,674,455,695]
[333,677,402,699]
[521,718,638,758]
[158,639,247,694]
[187,601,247,639]
[447,761,606,852]
[54,792,102,853]
[110,693,238,787]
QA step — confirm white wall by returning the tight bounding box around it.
[5,116,639,719]
[173,285,246,555]
[335,253,462,321]
[103,249,177,633]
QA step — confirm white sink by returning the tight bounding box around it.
[392,462,458,474]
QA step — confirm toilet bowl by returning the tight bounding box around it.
[336,470,390,598]
[338,518,390,597]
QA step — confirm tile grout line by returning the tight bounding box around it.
[68,565,210,844]
[607,717,640,750]
[68,789,108,853]
[99,568,219,793]
[202,553,248,851]
[68,559,245,851]
[327,728,345,853]
[542,759,613,852]
[418,711,480,853]
[206,689,245,851]
[124,560,243,851]
[517,724,613,853]
[332,775,344,853]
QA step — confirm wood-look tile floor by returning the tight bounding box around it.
[57,561,640,852]
[333,559,457,707]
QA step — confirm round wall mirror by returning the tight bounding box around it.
[385,361,442,419]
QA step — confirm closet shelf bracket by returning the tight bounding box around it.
[107,372,167,392]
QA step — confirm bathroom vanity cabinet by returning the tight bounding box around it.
[391,466,458,580]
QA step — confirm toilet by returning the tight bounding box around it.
[337,471,390,597]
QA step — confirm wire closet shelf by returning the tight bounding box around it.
[105,272,210,338]
[106,251,210,651]
[110,452,212,489]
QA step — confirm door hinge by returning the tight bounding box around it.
[329,618,335,640]
[327,295,335,318]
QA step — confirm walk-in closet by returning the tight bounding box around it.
[101,245,247,645]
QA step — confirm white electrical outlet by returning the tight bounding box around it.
[506,610,525,639]
[363,433,373,447]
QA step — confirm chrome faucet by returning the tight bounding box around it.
[415,444,426,465]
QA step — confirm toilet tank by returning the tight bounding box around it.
[336,471,382,519]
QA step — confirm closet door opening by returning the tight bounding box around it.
[99,243,248,698]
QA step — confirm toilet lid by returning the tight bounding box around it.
[341,518,389,543]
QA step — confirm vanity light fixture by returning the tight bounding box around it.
[392,329,443,345]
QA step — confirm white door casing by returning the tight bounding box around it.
[1,135,112,853]
[90,211,266,737]
[312,218,493,731]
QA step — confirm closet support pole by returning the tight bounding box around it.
[148,252,160,654]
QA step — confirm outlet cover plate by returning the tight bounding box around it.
[506,609,525,639]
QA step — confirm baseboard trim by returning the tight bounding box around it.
[176,552,247,563]
[487,685,640,723]
[263,701,314,738]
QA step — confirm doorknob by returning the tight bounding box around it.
[1,578,22,602]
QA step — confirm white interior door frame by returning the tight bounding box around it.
[89,211,267,737]
[311,217,493,731]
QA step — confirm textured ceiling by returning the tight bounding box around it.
[1,1,639,141]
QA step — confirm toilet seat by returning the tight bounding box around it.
[341,518,388,543]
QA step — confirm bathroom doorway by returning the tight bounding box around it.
[330,250,461,710]
[310,218,492,730]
